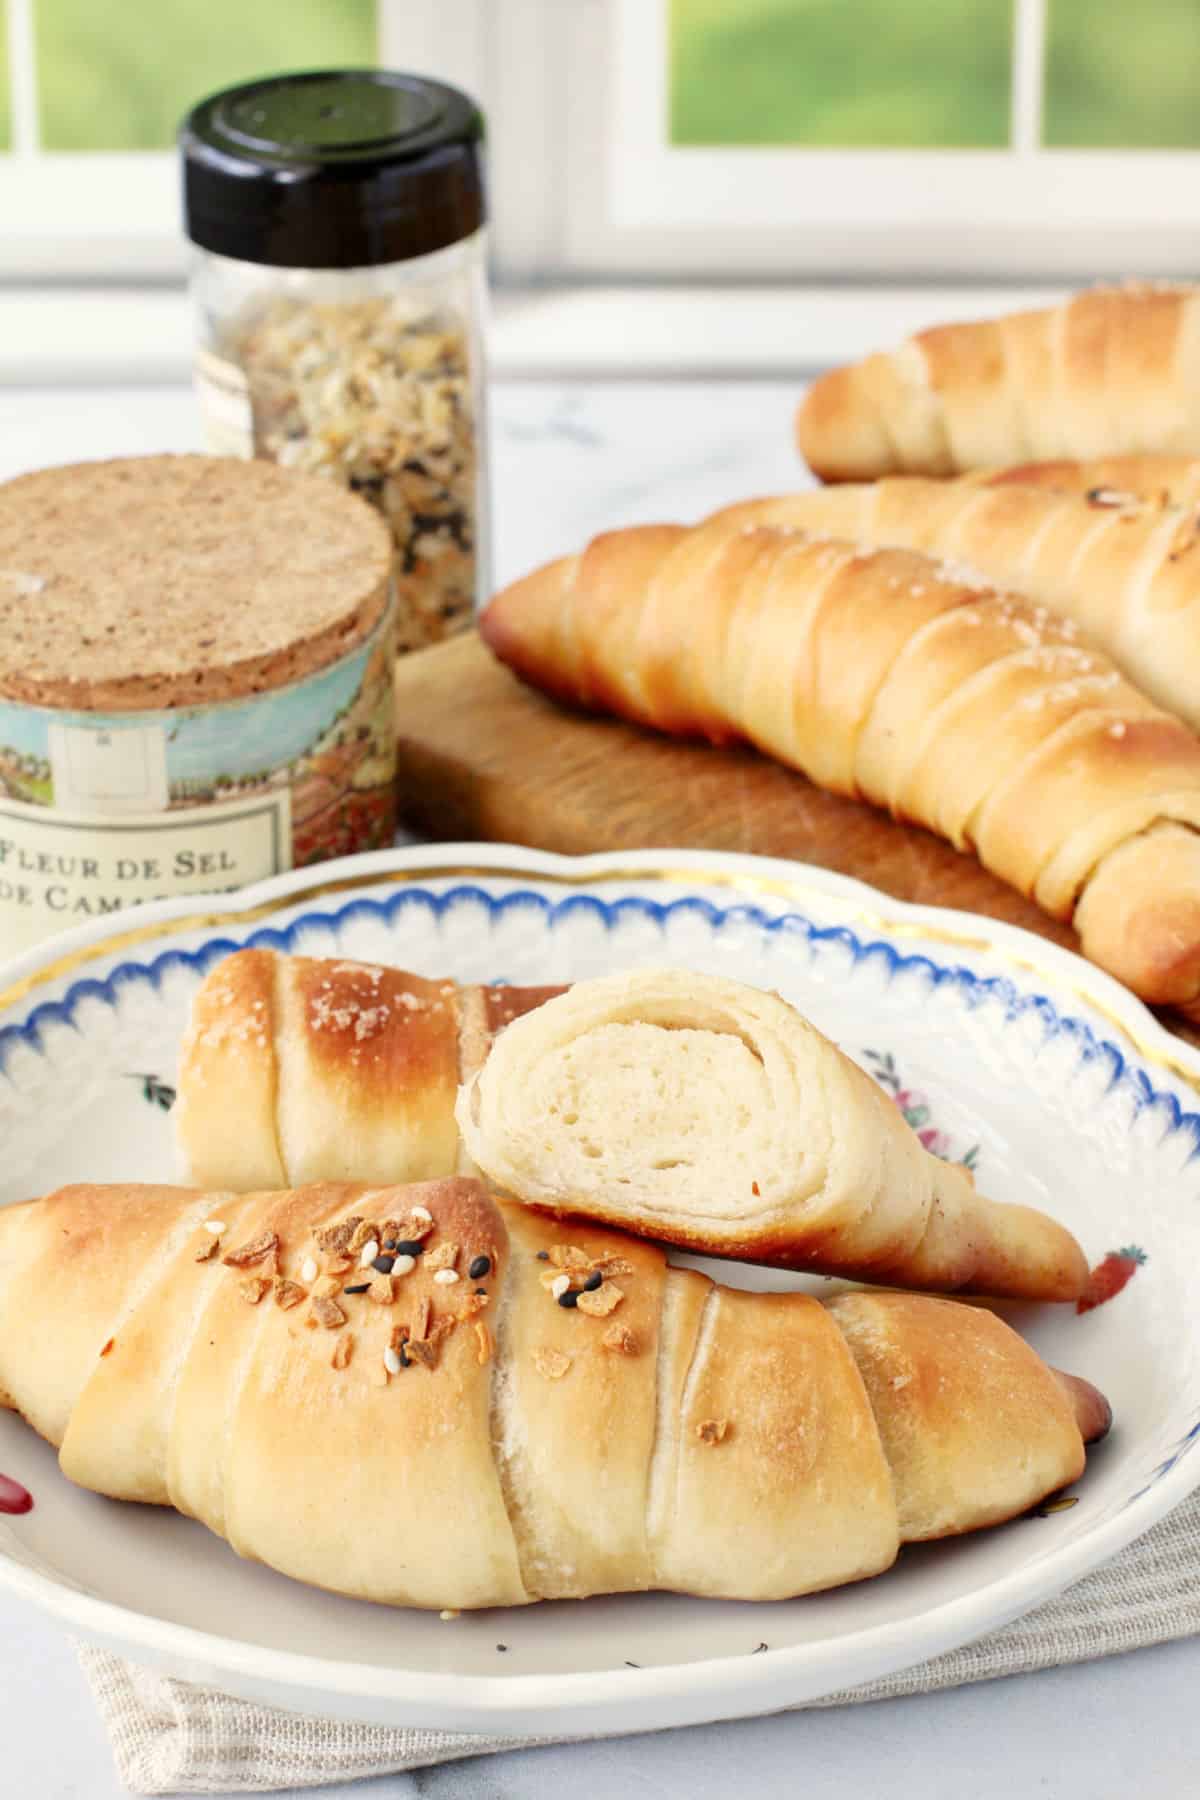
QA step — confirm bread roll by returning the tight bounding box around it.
[176,948,563,1190]
[481,513,1200,1014]
[796,286,1200,480]
[456,968,1088,1300]
[711,478,1200,737]
[179,952,1088,1300]
[0,1177,1107,1609]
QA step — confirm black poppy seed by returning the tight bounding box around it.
[496,1643,508,1652]
[343,1282,370,1295]
[536,1250,550,1261]
[468,1254,491,1280]
[557,1289,579,1309]
[474,1286,487,1296]
[393,1239,425,1257]
[582,1270,603,1291]
[398,1342,411,1368]
[382,1238,397,1251]
[372,1254,396,1274]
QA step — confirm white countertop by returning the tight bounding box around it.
[2,379,1199,1800]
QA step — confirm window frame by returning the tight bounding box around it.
[560,0,1200,281]
[1,0,1199,285]
[0,0,480,280]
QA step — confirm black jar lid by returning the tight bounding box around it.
[180,69,485,269]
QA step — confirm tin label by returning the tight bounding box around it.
[48,719,171,812]
[0,601,395,957]
[0,792,291,955]
[193,346,255,459]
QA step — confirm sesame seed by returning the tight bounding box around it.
[203,1219,227,1234]
[468,1254,491,1280]
[372,1253,396,1274]
[434,1268,460,1285]
[583,1270,603,1292]
[392,1239,425,1257]
[412,1206,433,1223]
[301,1257,318,1284]
[557,1289,580,1309]
[384,1346,402,1375]
[359,1239,380,1268]
[439,1609,460,1621]
[551,1273,571,1299]
[392,1254,416,1277]
[343,1282,370,1295]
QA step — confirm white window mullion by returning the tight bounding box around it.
[487,0,571,281]
[376,0,486,103]
[1010,0,1046,154]
[6,0,41,156]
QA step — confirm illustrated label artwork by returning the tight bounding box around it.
[0,599,395,955]
[48,720,170,813]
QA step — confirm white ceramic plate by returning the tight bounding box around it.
[0,843,1198,1737]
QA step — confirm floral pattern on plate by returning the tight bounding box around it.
[862,1047,980,1169]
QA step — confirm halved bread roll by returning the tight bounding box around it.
[455,968,1089,1301]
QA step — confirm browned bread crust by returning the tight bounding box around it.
[481,512,1200,1014]
[177,950,567,1191]
[0,1178,1101,1608]
[796,287,1200,482]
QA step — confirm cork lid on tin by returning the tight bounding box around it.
[0,454,393,711]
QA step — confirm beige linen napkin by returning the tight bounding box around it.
[76,1490,1200,1795]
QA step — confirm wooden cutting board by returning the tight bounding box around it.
[394,633,1198,1050]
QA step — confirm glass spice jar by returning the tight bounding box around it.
[180,69,489,653]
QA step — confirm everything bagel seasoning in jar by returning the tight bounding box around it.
[0,454,395,955]
[181,69,489,654]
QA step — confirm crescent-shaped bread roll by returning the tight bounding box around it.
[709,479,1200,734]
[176,948,565,1190]
[0,1178,1107,1608]
[456,969,1087,1300]
[796,286,1200,480]
[481,515,1200,1014]
[179,952,1087,1299]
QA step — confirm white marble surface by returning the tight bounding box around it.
[1,380,1199,1799]
[0,282,1070,384]
[0,378,813,585]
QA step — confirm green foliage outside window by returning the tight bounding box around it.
[671,0,1200,151]
[36,0,375,151]
[670,0,1012,148]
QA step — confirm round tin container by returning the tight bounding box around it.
[0,454,395,956]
